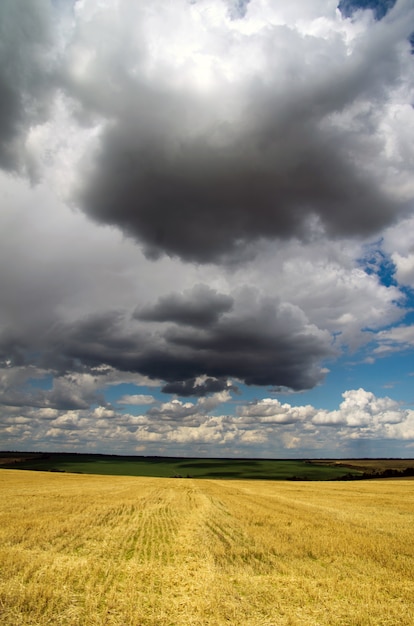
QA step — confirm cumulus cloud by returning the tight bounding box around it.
[67,291,333,391]
[0,276,335,395]
[382,216,414,289]
[392,253,414,288]
[0,362,157,412]
[69,0,414,263]
[0,373,101,411]
[239,398,316,424]
[135,284,234,328]
[1,387,414,456]
[146,392,230,424]
[244,239,404,349]
[312,388,405,426]
[117,394,156,406]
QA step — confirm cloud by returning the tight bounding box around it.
[382,214,414,290]
[35,290,334,392]
[392,253,414,288]
[151,289,334,389]
[0,171,405,403]
[2,386,414,456]
[312,388,411,439]
[0,243,336,394]
[0,362,158,412]
[373,324,414,354]
[0,0,56,174]
[69,0,414,264]
[117,394,155,406]
[0,367,103,411]
[238,397,315,424]
[135,284,234,327]
[161,377,237,397]
[251,241,404,349]
[147,399,195,422]
[226,0,251,20]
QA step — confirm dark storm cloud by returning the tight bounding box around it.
[24,289,334,393]
[51,311,145,372]
[73,0,413,264]
[78,104,396,264]
[0,73,21,170]
[157,302,333,389]
[161,377,237,397]
[0,289,334,395]
[135,285,234,328]
[0,0,54,172]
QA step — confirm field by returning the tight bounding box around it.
[312,458,414,474]
[1,470,414,625]
[0,452,364,480]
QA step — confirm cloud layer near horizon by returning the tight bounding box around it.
[1,0,414,455]
[2,379,414,457]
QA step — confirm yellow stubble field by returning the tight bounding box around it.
[1,469,413,626]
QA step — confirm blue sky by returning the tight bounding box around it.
[1,0,414,458]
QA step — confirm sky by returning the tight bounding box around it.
[1,0,414,459]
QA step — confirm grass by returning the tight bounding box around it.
[0,452,364,480]
[1,469,414,625]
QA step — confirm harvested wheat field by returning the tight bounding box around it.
[1,470,413,626]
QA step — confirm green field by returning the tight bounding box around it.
[4,452,414,480]
[0,452,363,480]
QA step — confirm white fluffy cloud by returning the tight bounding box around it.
[117,394,156,406]
[1,386,414,456]
[392,253,414,288]
[238,398,315,424]
[313,388,406,427]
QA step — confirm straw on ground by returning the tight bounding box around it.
[1,470,413,625]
